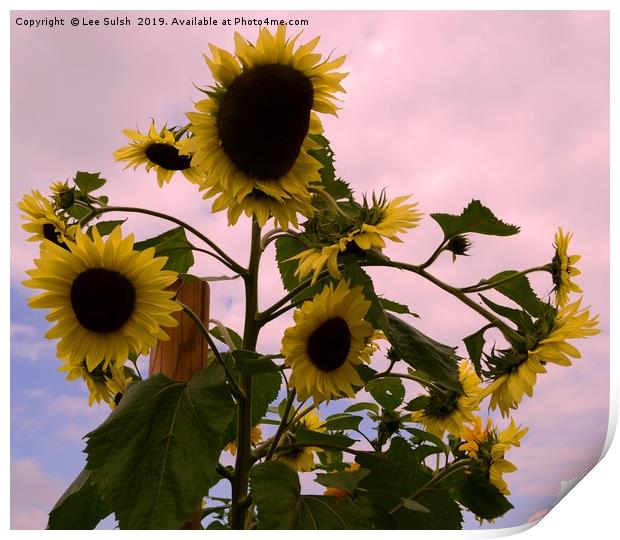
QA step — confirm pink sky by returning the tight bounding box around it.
[11,10,609,529]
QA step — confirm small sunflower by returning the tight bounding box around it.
[347,194,423,251]
[24,227,182,371]
[410,360,482,438]
[183,25,347,226]
[282,280,373,402]
[49,180,76,210]
[290,243,341,285]
[114,121,204,187]
[18,189,75,246]
[60,358,115,406]
[277,409,324,472]
[459,417,528,496]
[551,227,582,308]
[360,329,387,364]
[225,426,263,455]
[105,363,136,407]
[481,298,600,416]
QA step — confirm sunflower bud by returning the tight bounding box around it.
[445,235,471,261]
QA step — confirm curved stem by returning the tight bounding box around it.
[79,205,245,275]
[459,266,549,293]
[179,303,245,401]
[309,186,353,223]
[209,319,237,351]
[369,372,446,394]
[264,389,296,461]
[418,239,449,270]
[260,227,296,250]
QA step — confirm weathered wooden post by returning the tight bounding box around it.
[148,278,211,530]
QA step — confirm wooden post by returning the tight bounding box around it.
[149,278,210,529]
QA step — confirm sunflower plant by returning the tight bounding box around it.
[18,26,600,531]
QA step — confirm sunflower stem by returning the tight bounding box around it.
[231,218,262,530]
[78,205,246,275]
[309,186,354,224]
[264,389,296,461]
[418,239,449,269]
[459,266,549,293]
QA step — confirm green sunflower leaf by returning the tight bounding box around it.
[484,270,547,317]
[87,219,126,239]
[379,297,420,318]
[295,428,356,448]
[134,226,195,273]
[431,200,520,239]
[365,378,405,411]
[209,325,243,349]
[250,461,378,529]
[84,362,235,530]
[340,262,388,331]
[356,438,463,529]
[47,469,111,530]
[307,133,352,200]
[404,396,430,412]
[74,171,106,194]
[230,349,280,374]
[321,413,364,431]
[314,468,370,492]
[445,470,513,520]
[344,402,380,414]
[463,326,489,377]
[275,235,307,292]
[384,313,462,392]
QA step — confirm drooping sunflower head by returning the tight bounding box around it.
[551,227,582,307]
[183,25,347,227]
[276,409,324,472]
[282,280,373,402]
[114,121,204,187]
[24,227,182,371]
[50,180,76,210]
[481,298,600,416]
[410,359,482,438]
[18,189,76,247]
[460,417,527,496]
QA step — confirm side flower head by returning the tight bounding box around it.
[24,227,182,371]
[277,409,325,472]
[481,298,600,416]
[281,280,373,402]
[459,417,528,496]
[18,189,76,247]
[182,25,347,227]
[225,426,263,456]
[551,227,582,308]
[114,121,204,187]
[410,359,482,438]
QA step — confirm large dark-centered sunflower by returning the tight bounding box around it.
[183,25,347,226]
[281,280,373,402]
[114,121,203,187]
[24,227,182,371]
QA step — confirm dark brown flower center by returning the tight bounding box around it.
[71,268,136,333]
[217,64,314,180]
[426,389,461,418]
[145,143,193,170]
[306,316,351,372]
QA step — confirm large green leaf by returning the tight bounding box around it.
[134,226,195,273]
[230,349,280,374]
[85,363,235,529]
[485,270,546,317]
[446,470,513,521]
[365,378,405,411]
[431,200,519,239]
[314,468,370,492]
[74,171,106,194]
[463,326,488,376]
[307,134,352,200]
[356,438,463,529]
[250,461,377,529]
[275,236,308,292]
[340,262,388,331]
[295,428,356,448]
[47,469,111,530]
[385,313,461,392]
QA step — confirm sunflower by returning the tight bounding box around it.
[347,194,423,251]
[182,25,347,226]
[410,360,482,438]
[459,417,528,496]
[59,358,115,406]
[277,409,324,472]
[205,183,315,228]
[360,329,387,364]
[551,227,582,308]
[18,189,76,246]
[24,227,182,371]
[281,280,373,402]
[481,298,600,416]
[49,180,76,210]
[289,194,422,285]
[114,121,204,187]
[225,426,263,456]
[105,363,136,407]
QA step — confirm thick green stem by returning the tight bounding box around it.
[230,218,262,530]
[459,266,549,293]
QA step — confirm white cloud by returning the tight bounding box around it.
[11,458,64,530]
